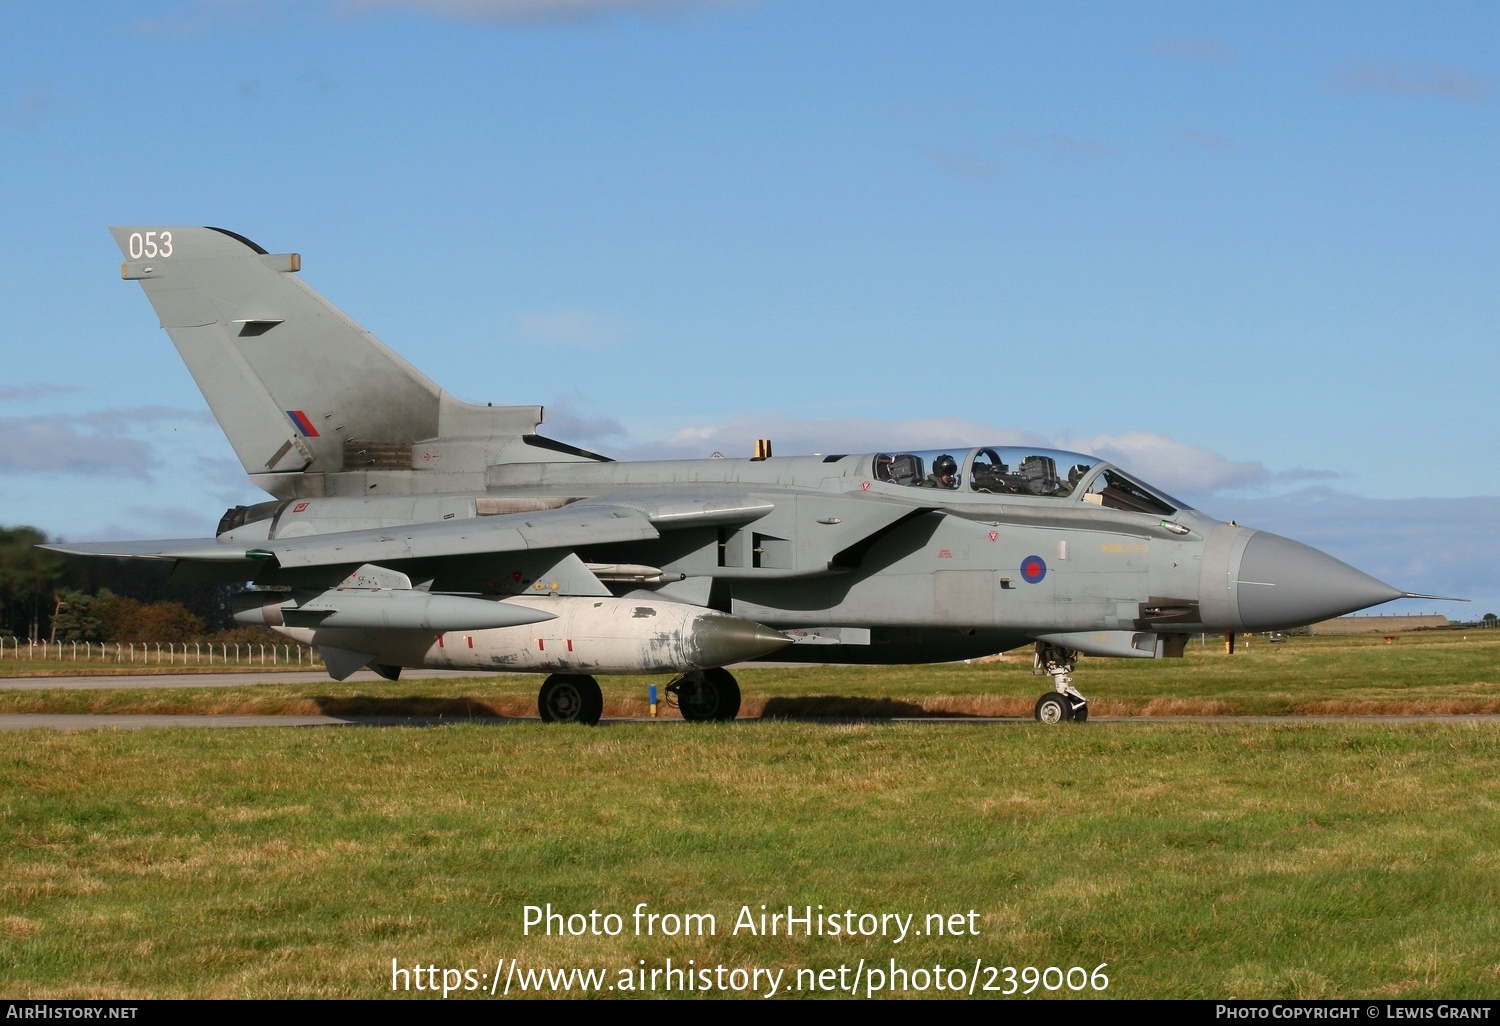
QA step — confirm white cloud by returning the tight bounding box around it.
[511,310,626,350]
[920,147,1002,184]
[1005,134,1110,159]
[1179,128,1233,153]
[0,384,80,401]
[613,415,1026,460]
[1149,37,1235,63]
[88,505,225,541]
[605,416,1272,499]
[1210,489,1500,616]
[1053,430,1270,495]
[538,395,626,442]
[340,0,738,22]
[129,0,737,35]
[76,406,218,430]
[0,407,215,479]
[1332,61,1492,102]
[0,417,158,478]
[2,88,57,130]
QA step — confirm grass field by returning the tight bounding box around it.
[2,630,1497,719]
[3,632,1499,1000]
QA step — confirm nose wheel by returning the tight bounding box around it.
[1032,642,1088,723]
[1033,689,1088,723]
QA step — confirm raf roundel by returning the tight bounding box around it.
[1020,555,1047,584]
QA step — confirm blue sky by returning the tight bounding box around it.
[1,0,1496,618]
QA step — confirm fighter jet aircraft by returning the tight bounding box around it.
[45,226,1443,724]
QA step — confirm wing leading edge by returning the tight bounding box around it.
[41,494,778,571]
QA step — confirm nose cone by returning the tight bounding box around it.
[1236,532,1403,630]
[689,614,793,666]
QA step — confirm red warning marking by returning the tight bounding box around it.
[437,636,445,649]
[292,501,309,513]
[989,531,998,542]
[860,481,871,490]
[566,639,574,652]
[466,636,473,649]
[938,549,952,559]
[537,639,545,651]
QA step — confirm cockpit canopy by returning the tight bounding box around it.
[870,446,1186,517]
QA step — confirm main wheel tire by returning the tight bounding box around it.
[678,667,742,722]
[1034,691,1073,724]
[538,674,604,725]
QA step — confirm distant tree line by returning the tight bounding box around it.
[0,524,244,642]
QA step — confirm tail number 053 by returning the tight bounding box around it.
[128,232,173,259]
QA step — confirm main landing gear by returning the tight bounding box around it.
[1032,642,1088,723]
[537,668,744,725]
[538,673,604,725]
[667,667,742,722]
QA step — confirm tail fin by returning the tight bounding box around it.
[111,226,597,498]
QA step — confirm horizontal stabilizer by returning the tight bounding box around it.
[40,538,262,563]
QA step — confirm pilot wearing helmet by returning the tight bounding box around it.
[920,454,959,489]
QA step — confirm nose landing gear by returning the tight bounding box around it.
[1032,642,1088,723]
